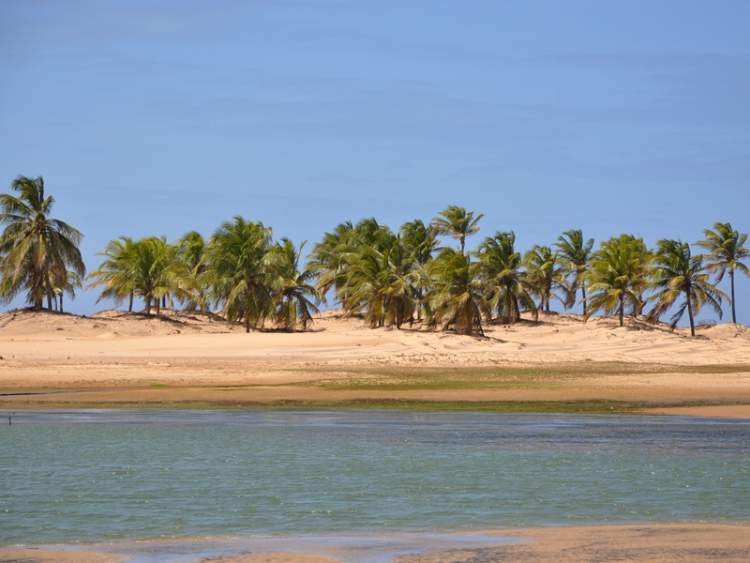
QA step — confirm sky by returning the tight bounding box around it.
[1,0,749,323]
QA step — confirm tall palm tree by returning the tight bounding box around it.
[427,249,484,336]
[400,219,438,320]
[524,245,562,313]
[89,236,139,311]
[696,222,749,324]
[556,229,594,315]
[477,232,537,324]
[649,239,725,336]
[204,217,273,332]
[266,239,320,331]
[586,235,652,327]
[431,205,483,255]
[177,231,208,312]
[0,176,85,310]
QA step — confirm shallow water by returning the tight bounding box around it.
[1,410,749,548]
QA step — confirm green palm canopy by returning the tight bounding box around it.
[431,205,483,256]
[204,216,274,332]
[586,234,651,327]
[556,229,594,315]
[649,239,726,336]
[696,222,749,324]
[477,231,536,324]
[0,176,85,310]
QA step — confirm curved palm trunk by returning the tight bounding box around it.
[686,290,696,337]
[618,295,624,327]
[128,292,134,313]
[729,269,737,324]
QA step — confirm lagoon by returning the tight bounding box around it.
[2,410,749,547]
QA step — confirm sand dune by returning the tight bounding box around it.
[1,308,748,365]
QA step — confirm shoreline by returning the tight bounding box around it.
[3,523,749,562]
[3,397,750,419]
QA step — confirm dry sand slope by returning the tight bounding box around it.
[1,309,749,415]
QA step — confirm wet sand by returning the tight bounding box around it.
[2,524,749,562]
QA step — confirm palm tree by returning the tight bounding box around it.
[177,231,208,312]
[340,236,418,328]
[0,176,85,310]
[649,239,726,336]
[556,229,594,315]
[89,236,139,311]
[266,238,320,330]
[129,237,186,316]
[524,245,562,313]
[696,222,749,324]
[400,219,438,320]
[431,205,483,255]
[204,217,273,332]
[427,249,484,336]
[477,232,536,324]
[309,221,355,303]
[586,235,652,327]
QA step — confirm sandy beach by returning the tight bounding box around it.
[1,309,749,417]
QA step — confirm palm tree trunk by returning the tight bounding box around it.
[686,290,696,337]
[618,295,624,327]
[47,294,54,311]
[59,293,64,313]
[128,292,134,313]
[145,296,152,316]
[245,315,250,333]
[34,296,43,311]
[581,285,587,317]
[729,270,737,324]
[460,237,465,256]
[155,297,161,317]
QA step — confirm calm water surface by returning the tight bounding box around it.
[1,410,749,546]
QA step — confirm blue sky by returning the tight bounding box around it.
[1,1,749,322]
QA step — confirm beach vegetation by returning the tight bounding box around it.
[0,176,85,311]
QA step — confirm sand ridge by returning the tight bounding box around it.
[1,309,749,416]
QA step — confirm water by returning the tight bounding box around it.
[1,410,749,548]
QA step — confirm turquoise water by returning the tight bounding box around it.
[1,410,749,547]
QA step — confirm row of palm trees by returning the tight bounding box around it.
[1,177,748,336]
[89,219,320,332]
[309,208,747,336]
